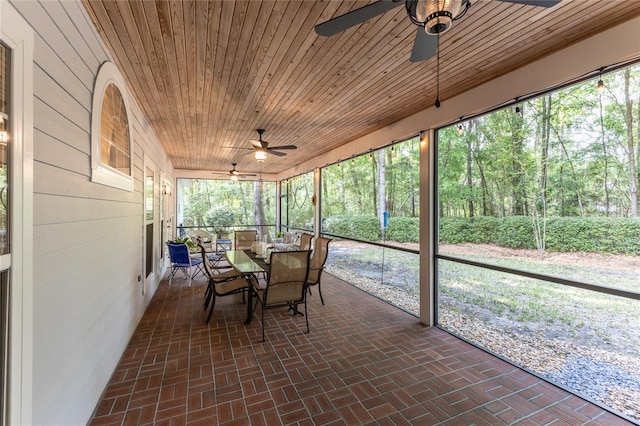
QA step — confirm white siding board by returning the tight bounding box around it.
[62,1,111,63]
[33,208,140,258]
[33,193,140,226]
[33,131,89,177]
[40,0,101,76]
[34,98,89,154]
[34,34,93,106]
[34,227,138,303]
[33,243,141,424]
[33,161,143,203]
[11,1,93,83]
[33,235,140,303]
[10,0,175,423]
[130,105,166,161]
[34,65,90,131]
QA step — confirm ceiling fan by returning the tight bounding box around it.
[249,129,297,162]
[315,0,562,62]
[213,163,256,181]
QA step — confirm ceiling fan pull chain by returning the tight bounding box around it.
[435,34,441,108]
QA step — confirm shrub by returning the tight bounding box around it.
[206,206,236,236]
[325,214,640,255]
[386,217,419,243]
[324,215,380,241]
[496,216,536,249]
[545,217,640,254]
[440,216,640,255]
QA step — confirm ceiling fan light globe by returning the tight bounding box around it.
[416,0,462,35]
[255,149,267,162]
[230,174,238,181]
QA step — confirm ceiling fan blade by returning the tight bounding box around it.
[269,150,288,157]
[267,145,297,150]
[315,0,404,37]
[249,139,266,148]
[496,0,562,7]
[239,173,257,177]
[409,28,437,63]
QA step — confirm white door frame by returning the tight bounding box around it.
[0,2,34,424]
[143,157,159,296]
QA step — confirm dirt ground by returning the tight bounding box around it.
[334,239,640,271]
[439,242,640,271]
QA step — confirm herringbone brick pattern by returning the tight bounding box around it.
[89,273,631,425]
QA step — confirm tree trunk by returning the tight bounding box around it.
[466,137,474,217]
[510,113,527,216]
[371,156,378,217]
[539,98,549,210]
[533,99,549,259]
[253,181,265,238]
[598,87,611,216]
[472,150,489,216]
[637,85,640,204]
[378,149,386,238]
[624,69,638,217]
[386,149,395,216]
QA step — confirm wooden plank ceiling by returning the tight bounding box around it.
[82,0,640,176]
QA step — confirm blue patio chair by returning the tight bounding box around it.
[166,242,203,287]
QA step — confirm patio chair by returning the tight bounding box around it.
[199,243,241,306]
[235,229,257,250]
[253,250,311,341]
[199,244,251,324]
[306,237,331,305]
[166,242,203,287]
[299,232,313,251]
[188,229,214,252]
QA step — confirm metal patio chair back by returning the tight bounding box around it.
[254,250,311,341]
[306,237,331,305]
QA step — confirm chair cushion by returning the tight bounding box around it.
[272,243,299,252]
[283,232,294,244]
[212,269,242,282]
[216,277,248,294]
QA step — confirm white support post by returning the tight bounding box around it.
[419,130,435,326]
[313,168,321,237]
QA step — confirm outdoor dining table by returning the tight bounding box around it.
[225,249,269,324]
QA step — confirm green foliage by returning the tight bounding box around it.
[545,217,640,254]
[182,179,276,229]
[322,137,421,220]
[206,206,236,235]
[324,213,639,254]
[174,236,197,249]
[440,216,640,254]
[439,217,501,245]
[437,64,640,221]
[496,217,535,248]
[324,215,380,241]
[386,217,420,243]
[323,216,420,243]
[283,172,314,228]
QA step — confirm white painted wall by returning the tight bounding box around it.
[7,1,174,424]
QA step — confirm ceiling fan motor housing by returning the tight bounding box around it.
[425,11,453,34]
